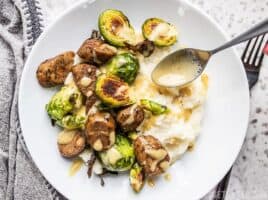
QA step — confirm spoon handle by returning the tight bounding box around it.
[211,18,268,54]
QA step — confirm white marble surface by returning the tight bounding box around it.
[38,0,268,199]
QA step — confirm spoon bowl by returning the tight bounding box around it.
[151,48,211,87]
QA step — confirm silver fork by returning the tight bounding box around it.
[242,34,267,89]
[213,35,267,200]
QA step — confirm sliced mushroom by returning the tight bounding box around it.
[57,130,86,158]
[134,135,170,177]
[124,40,155,57]
[77,38,117,65]
[36,51,75,87]
[85,94,98,113]
[116,104,144,132]
[90,30,102,40]
[72,64,97,96]
[85,112,116,151]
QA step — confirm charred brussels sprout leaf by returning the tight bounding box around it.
[98,134,135,172]
[57,106,87,130]
[46,83,83,121]
[95,74,131,107]
[96,102,113,111]
[142,18,177,47]
[104,53,139,84]
[129,163,145,192]
[98,9,136,47]
[128,132,138,141]
[135,40,155,57]
[140,99,169,115]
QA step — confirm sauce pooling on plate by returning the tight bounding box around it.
[152,50,202,87]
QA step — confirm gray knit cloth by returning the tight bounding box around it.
[0,0,67,199]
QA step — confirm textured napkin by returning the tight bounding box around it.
[0,0,66,199]
[0,0,267,200]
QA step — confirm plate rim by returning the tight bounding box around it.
[18,0,250,199]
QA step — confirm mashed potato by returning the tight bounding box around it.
[132,48,208,163]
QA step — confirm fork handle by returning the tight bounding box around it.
[211,18,268,54]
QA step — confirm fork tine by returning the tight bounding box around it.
[252,34,265,67]
[241,39,251,61]
[246,36,260,64]
[256,39,268,67]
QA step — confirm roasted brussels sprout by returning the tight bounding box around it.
[57,130,86,158]
[142,18,177,47]
[46,83,83,121]
[96,74,131,107]
[98,9,136,47]
[104,53,139,84]
[129,163,145,192]
[57,106,87,130]
[98,134,135,172]
[140,99,169,115]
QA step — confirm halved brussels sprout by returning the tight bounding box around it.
[95,74,131,107]
[57,106,87,130]
[129,163,145,192]
[98,9,136,47]
[140,99,169,115]
[46,83,83,121]
[142,18,177,47]
[104,53,139,84]
[98,134,135,172]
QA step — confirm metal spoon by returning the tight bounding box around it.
[152,18,268,88]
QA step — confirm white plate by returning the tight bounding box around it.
[18,0,250,199]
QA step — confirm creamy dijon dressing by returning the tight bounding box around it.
[122,105,136,125]
[106,148,122,165]
[69,158,84,176]
[57,130,76,144]
[148,23,177,41]
[153,53,202,87]
[117,25,136,45]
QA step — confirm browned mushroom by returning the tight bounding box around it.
[134,135,170,177]
[77,38,117,65]
[116,104,144,132]
[85,112,116,151]
[36,51,75,87]
[57,130,86,158]
[72,64,97,96]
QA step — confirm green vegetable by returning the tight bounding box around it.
[129,163,145,192]
[98,9,136,47]
[46,83,83,121]
[128,132,138,141]
[104,53,139,84]
[140,99,169,115]
[142,18,177,47]
[96,102,113,111]
[98,134,135,172]
[57,106,87,129]
[95,74,131,107]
